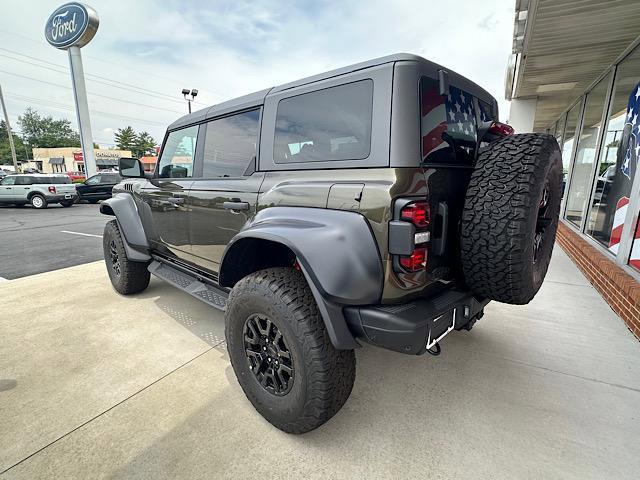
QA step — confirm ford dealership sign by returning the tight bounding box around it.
[44,3,99,49]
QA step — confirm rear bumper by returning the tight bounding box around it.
[344,290,489,355]
[46,193,77,202]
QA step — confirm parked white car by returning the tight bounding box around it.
[0,174,78,208]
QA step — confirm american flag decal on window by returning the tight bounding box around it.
[421,78,477,161]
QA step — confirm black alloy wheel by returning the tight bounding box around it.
[109,240,121,277]
[243,314,294,396]
[534,181,552,264]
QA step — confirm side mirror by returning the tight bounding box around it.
[119,158,144,178]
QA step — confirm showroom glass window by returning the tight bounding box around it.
[565,75,610,227]
[202,110,260,177]
[157,125,199,178]
[586,47,640,260]
[273,80,373,163]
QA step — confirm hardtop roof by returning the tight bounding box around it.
[167,53,494,130]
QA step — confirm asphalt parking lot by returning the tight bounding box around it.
[1,248,639,479]
[0,203,108,280]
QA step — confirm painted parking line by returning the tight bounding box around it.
[60,230,103,238]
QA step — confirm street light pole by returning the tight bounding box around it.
[0,84,19,172]
[182,88,198,114]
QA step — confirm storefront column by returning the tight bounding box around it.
[509,98,538,133]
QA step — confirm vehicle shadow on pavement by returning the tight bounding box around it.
[132,278,227,348]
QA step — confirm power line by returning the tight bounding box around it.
[0,68,184,114]
[5,92,168,127]
[0,37,212,103]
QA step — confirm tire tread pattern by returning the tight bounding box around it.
[103,219,150,295]
[460,133,562,304]
[226,268,356,434]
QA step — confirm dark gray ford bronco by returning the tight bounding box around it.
[101,54,562,433]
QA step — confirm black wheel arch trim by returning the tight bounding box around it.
[100,193,151,262]
[220,207,384,350]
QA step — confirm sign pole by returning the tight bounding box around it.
[0,84,19,172]
[67,46,96,177]
[45,2,99,176]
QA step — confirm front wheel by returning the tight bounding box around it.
[102,220,150,294]
[225,268,356,434]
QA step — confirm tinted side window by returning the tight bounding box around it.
[85,175,101,185]
[274,79,373,163]
[157,125,199,178]
[1,176,16,185]
[202,109,260,178]
[51,176,71,184]
[15,176,32,185]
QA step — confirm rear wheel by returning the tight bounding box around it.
[225,267,356,434]
[102,220,150,294]
[461,133,563,304]
[30,194,47,209]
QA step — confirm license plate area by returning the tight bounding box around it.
[65,194,72,199]
[425,308,456,350]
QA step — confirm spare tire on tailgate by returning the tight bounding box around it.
[460,133,562,305]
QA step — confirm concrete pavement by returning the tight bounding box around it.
[0,248,639,479]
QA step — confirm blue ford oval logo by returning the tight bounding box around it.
[44,3,99,49]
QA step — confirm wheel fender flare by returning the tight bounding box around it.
[100,193,151,262]
[220,207,384,349]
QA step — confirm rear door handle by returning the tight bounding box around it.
[223,201,250,211]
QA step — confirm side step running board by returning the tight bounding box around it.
[148,260,228,311]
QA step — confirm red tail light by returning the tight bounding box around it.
[48,186,56,194]
[488,121,514,136]
[399,247,427,272]
[400,201,430,228]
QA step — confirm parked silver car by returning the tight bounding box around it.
[0,174,77,208]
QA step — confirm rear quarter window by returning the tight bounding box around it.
[50,176,71,184]
[274,79,374,163]
[420,76,491,164]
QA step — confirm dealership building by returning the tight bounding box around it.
[506,0,640,339]
[27,147,132,174]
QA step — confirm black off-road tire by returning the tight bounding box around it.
[30,194,47,209]
[102,219,150,295]
[461,133,563,304]
[225,267,356,434]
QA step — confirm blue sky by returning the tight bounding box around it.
[0,0,514,148]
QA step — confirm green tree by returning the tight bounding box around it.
[17,108,80,154]
[133,131,157,158]
[114,126,137,151]
[0,121,28,165]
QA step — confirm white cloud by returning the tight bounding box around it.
[0,0,514,147]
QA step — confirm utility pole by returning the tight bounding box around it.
[0,84,19,172]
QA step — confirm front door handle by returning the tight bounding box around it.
[223,201,250,211]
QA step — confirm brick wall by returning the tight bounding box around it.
[556,221,640,340]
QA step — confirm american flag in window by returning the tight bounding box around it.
[420,77,480,162]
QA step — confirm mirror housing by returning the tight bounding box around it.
[119,157,144,178]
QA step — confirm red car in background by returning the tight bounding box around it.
[65,171,86,182]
